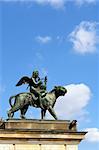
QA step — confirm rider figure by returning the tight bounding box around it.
[30,70,47,108]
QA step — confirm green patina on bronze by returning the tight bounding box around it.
[7,70,67,120]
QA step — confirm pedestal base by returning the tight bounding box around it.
[0,119,86,150]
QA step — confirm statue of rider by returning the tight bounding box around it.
[30,70,47,108]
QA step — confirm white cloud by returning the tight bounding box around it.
[34,0,65,9]
[54,83,92,120]
[2,0,97,9]
[2,0,65,8]
[36,36,52,44]
[75,0,96,5]
[69,21,99,54]
[85,128,99,142]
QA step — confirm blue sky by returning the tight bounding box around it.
[0,0,99,149]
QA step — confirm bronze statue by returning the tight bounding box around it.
[7,70,67,120]
[16,70,47,108]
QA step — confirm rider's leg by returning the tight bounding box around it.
[30,87,43,108]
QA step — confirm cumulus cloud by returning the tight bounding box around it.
[54,83,92,120]
[85,128,99,142]
[69,21,99,54]
[36,36,52,44]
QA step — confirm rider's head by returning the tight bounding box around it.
[32,70,39,78]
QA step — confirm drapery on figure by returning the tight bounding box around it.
[16,70,47,108]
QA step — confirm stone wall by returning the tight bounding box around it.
[0,144,78,150]
[0,120,86,150]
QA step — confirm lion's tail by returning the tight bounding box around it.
[9,95,16,107]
